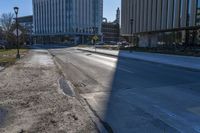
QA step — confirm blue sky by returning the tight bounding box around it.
[0,0,120,21]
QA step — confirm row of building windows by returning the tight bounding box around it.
[196,0,200,25]
[122,0,200,35]
[33,0,73,34]
[37,27,98,34]
[33,0,102,35]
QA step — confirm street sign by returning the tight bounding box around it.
[13,29,22,36]
[92,35,99,41]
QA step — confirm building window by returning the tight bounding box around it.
[187,0,191,26]
[196,0,200,25]
[180,0,183,27]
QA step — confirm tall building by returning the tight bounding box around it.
[102,8,120,42]
[121,0,200,47]
[114,7,120,24]
[102,21,120,42]
[32,0,103,44]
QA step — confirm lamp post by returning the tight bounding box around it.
[130,18,134,52]
[14,7,20,59]
[93,27,96,52]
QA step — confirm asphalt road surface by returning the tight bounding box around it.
[50,47,200,133]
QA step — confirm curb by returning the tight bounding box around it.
[77,48,118,58]
[47,51,79,98]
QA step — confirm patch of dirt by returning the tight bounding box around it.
[0,50,97,133]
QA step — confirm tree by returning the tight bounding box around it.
[0,13,15,47]
[0,13,29,48]
[0,26,3,40]
[0,13,14,32]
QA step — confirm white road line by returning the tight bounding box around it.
[118,67,135,74]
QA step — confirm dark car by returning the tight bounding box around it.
[96,42,105,45]
[0,40,8,49]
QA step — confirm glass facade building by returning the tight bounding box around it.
[33,0,103,43]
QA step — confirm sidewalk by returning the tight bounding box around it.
[0,49,97,133]
[78,47,200,70]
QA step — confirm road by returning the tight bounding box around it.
[50,47,200,133]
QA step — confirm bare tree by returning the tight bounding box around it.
[0,13,15,47]
[0,26,3,40]
[0,13,14,32]
[0,13,29,47]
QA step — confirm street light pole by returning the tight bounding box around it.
[130,18,134,52]
[14,7,20,59]
[93,27,96,52]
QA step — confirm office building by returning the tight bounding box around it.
[102,8,120,42]
[33,0,103,44]
[121,0,200,47]
[102,21,120,42]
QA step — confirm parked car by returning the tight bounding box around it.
[96,42,105,45]
[116,41,130,48]
[117,42,122,45]
[109,41,117,45]
[121,41,130,45]
[0,40,8,49]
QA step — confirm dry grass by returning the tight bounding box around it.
[0,49,28,66]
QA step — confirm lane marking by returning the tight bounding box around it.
[118,67,135,74]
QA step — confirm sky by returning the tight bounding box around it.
[0,0,121,21]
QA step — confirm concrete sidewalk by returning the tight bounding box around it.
[78,47,200,71]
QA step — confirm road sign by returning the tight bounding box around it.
[92,35,99,41]
[13,29,22,36]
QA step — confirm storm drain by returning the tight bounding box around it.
[59,77,75,97]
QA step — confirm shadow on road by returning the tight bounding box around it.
[98,50,200,133]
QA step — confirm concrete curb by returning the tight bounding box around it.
[47,51,79,98]
[77,48,200,71]
[48,50,108,133]
[77,48,118,58]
